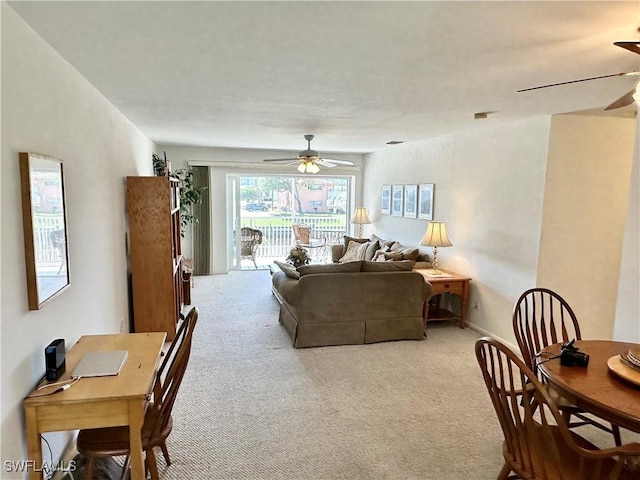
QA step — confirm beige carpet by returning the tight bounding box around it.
[146,270,635,480]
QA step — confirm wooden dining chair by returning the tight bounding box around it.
[512,288,622,445]
[475,337,640,480]
[77,307,199,480]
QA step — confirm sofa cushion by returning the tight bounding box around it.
[273,260,300,279]
[339,241,369,262]
[297,261,362,276]
[361,260,415,272]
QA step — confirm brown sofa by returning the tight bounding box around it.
[271,260,432,348]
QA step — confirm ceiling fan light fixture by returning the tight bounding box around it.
[297,160,320,174]
[633,83,640,104]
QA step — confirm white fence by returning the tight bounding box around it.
[241,215,347,260]
[33,216,65,263]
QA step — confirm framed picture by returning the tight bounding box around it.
[391,185,403,217]
[403,185,418,218]
[380,185,391,215]
[19,152,70,310]
[418,184,434,220]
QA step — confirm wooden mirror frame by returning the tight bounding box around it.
[19,152,70,310]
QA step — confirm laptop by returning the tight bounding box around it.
[71,350,128,378]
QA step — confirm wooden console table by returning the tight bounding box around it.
[415,269,471,329]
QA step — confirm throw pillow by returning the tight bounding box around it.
[370,233,395,250]
[339,241,368,263]
[273,260,300,279]
[297,261,362,276]
[389,242,420,261]
[361,260,415,272]
[373,251,403,262]
[342,235,368,250]
[364,240,380,261]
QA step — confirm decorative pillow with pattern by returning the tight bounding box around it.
[339,241,369,263]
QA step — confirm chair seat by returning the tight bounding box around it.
[504,425,637,480]
[77,410,173,457]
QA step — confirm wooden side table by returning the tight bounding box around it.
[414,269,471,329]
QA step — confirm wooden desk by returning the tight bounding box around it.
[538,340,640,433]
[24,332,166,480]
[415,269,470,329]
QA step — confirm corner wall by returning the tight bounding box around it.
[537,114,635,339]
[1,5,154,475]
[613,116,639,342]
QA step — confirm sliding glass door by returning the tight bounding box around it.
[229,175,351,270]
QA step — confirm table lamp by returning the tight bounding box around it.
[420,221,452,276]
[351,207,371,238]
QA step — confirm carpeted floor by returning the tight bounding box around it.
[72,270,638,480]
[161,270,503,480]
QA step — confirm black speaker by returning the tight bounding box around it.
[45,339,66,381]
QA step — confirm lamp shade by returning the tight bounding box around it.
[351,207,371,225]
[420,221,452,247]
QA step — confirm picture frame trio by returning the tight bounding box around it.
[381,183,434,220]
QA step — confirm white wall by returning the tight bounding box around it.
[613,116,640,342]
[159,146,363,273]
[538,114,635,339]
[1,5,155,475]
[363,117,551,343]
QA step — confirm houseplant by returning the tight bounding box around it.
[170,167,205,237]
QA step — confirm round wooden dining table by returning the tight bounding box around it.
[537,340,640,434]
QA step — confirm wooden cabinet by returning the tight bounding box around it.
[126,176,183,341]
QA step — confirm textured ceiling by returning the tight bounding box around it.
[8,1,640,154]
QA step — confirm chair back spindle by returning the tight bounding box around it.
[512,288,581,372]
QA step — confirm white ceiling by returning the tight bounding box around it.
[8,1,640,155]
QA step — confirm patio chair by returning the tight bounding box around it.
[475,336,640,480]
[240,227,263,269]
[49,229,66,275]
[292,224,326,260]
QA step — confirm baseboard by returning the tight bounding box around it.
[466,321,519,352]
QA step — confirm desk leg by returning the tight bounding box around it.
[25,406,44,480]
[128,400,146,480]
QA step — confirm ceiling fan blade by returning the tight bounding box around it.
[263,158,298,163]
[614,41,640,55]
[605,90,636,110]
[315,160,337,168]
[517,72,631,92]
[319,158,355,166]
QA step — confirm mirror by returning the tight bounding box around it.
[19,152,70,310]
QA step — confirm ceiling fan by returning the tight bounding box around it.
[517,41,640,110]
[263,134,355,174]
